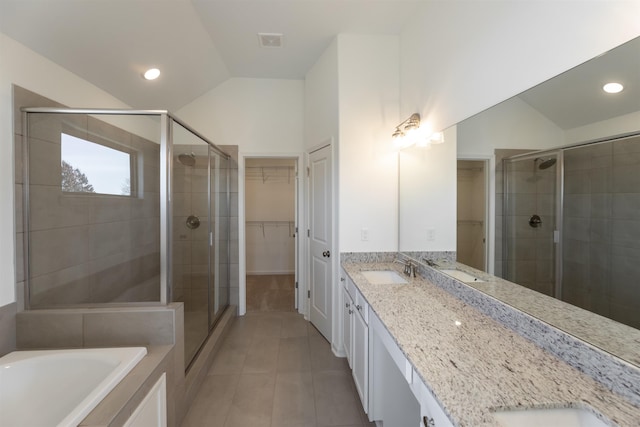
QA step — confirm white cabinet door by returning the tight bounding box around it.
[412,372,454,427]
[342,285,353,367]
[352,305,368,412]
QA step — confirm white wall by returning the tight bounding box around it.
[399,127,457,252]
[337,34,400,252]
[399,1,640,253]
[457,97,564,156]
[0,33,133,306]
[566,110,640,144]
[176,77,305,154]
[304,39,339,150]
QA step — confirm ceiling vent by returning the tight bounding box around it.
[258,33,284,48]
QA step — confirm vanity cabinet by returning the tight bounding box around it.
[369,309,453,427]
[340,269,369,412]
[341,284,353,365]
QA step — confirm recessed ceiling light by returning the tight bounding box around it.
[603,82,623,93]
[143,68,160,81]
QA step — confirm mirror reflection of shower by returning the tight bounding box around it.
[535,157,557,170]
[529,156,557,182]
[177,152,196,167]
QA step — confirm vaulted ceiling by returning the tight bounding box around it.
[0,0,427,111]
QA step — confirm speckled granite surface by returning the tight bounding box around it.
[341,261,640,427]
[403,256,640,407]
[417,258,640,367]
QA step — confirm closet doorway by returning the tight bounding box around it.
[245,158,298,312]
[457,159,488,271]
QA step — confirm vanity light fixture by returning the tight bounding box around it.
[392,113,445,149]
[603,82,623,93]
[143,68,161,81]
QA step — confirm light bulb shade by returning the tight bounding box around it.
[430,132,445,144]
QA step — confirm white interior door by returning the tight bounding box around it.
[308,145,332,340]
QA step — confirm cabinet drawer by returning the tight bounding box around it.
[348,278,369,324]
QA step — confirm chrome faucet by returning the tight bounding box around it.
[404,260,417,278]
[422,258,438,268]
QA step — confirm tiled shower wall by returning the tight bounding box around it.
[493,149,532,278]
[563,135,640,329]
[218,145,240,309]
[14,86,161,308]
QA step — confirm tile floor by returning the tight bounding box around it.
[180,311,375,427]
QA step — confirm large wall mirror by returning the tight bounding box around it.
[399,36,640,367]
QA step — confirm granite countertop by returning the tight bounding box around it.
[341,261,640,427]
[433,260,640,367]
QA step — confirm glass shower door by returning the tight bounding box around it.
[503,152,559,297]
[209,148,229,328]
[172,123,210,367]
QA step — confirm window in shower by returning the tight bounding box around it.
[61,133,134,196]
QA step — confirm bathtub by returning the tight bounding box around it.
[0,347,147,427]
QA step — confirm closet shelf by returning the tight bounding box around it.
[246,220,296,237]
[246,166,295,183]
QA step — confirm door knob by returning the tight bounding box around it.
[322,250,331,258]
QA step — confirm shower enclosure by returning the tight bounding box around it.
[20,108,230,369]
[503,133,640,329]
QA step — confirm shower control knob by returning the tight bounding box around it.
[529,214,542,228]
[186,215,201,229]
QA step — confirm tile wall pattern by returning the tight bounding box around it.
[563,135,640,329]
[493,149,536,280]
[14,86,161,308]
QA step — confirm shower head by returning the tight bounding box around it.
[535,157,556,170]
[177,153,196,167]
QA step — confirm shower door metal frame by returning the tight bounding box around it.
[502,149,562,297]
[19,107,230,311]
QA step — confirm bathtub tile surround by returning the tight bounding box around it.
[16,305,178,350]
[341,258,640,426]
[0,302,16,357]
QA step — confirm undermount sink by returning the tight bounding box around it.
[440,269,485,283]
[492,407,610,427]
[360,270,408,285]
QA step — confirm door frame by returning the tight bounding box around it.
[457,154,494,274]
[238,152,305,316]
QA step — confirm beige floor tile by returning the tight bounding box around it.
[280,314,310,338]
[250,313,284,337]
[309,334,349,372]
[272,372,316,427]
[224,373,275,427]
[209,345,247,375]
[180,374,239,427]
[277,336,312,372]
[183,312,366,427]
[243,335,280,374]
[313,371,363,426]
